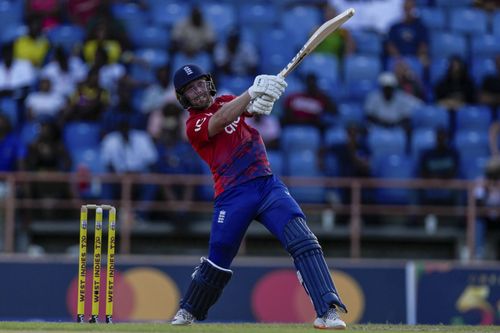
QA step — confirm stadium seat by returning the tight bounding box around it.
[130,26,169,50]
[0,23,25,44]
[0,98,18,127]
[338,102,364,126]
[430,32,467,59]
[460,154,489,179]
[298,53,339,84]
[281,74,304,97]
[0,1,22,31]
[286,149,325,203]
[367,127,406,160]
[454,130,489,157]
[130,49,169,82]
[238,3,277,31]
[471,35,500,58]
[429,57,450,84]
[20,122,40,145]
[435,0,473,6]
[346,80,378,101]
[351,30,383,55]
[71,148,104,174]
[471,57,497,85]
[344,55,381,85]
[64,122,101,152]
[259,28,295,74]
[494,12,500,38]
[47,25,85,53]
[324,126,347,147]
[218,75,253,95]
[112,3,147,35]
[373,154,415,205]
[449,8,487,35]
[411,128,436,161]
[151,2,190,27]
[281,125,321,152]
[418,7,446,30]
[267,150,285,175]
[282,5,322,50]
[412,104,449,130]
[455,105,492,132]
[200,3,236,38]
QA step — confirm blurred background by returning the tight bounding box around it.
[0,0,500,325]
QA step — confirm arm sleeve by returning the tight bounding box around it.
[186,112,214,147]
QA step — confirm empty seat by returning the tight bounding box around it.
[338,102,364,126]
[412,104,449,129]
[418,7,446,30]
[130,49,169,82]
[298,53,339,84]
[200,3,236,38]
[494,12,500,38]
[130,26,169,49]
[456,105,492,131]
[72,148,104,174]
[151,2,190,27]
[324,126,347,147]
[435,0,473,6]
[373,154,415,204]
[430,32,467,59]
[387,56,424,83]
[471,57,497,85]
[351,30,382,55]
[267,150,284,175]
[460,154,489,179]
[412,128,436,161]
[47,25,85,52]
[239,3,277,30]
[64,122,101,151]
[171,52,213,74]
[454,130,489,157]
[344,55,381,85]
[471,35,500,58]
[218,75,253,95]
[287,149,325,203]
[367,127,406,159]
[281,125,321,152]
[20,121,40,144]
[449,8,487,35]
[282,6,322,49]
[0,98,18,127]
[260,28,294,74]
[429,57,450,84]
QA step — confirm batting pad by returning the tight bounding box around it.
[284,217,347,317]
[180,257,233,320]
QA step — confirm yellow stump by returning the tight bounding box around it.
[90,207,103,323]
[77,206,88,323]
[105,207,116,323]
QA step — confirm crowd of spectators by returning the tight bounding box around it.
[0,0,499,236]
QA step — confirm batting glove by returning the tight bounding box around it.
[248,75,287,100]
[247,94,275,115]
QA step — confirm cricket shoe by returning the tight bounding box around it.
[171,308,195,325]
[313,307,346,330]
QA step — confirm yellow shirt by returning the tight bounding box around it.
[83,40,122,64]
[14,35,50,67]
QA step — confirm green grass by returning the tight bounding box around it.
[0,322,499,333]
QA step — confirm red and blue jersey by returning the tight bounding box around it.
[185,95,272,197]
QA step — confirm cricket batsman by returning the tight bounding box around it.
[171,64,347,329]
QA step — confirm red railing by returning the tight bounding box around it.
[0,172,494,260]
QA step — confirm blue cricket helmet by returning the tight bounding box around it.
[173,64,216,108]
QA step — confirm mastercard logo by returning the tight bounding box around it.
[66,267,180,321]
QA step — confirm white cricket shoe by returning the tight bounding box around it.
[171,308,195,325]
[313,307,346,330]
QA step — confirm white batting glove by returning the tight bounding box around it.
[247,94,275,115]
[248,75,287,100]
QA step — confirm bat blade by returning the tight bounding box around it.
[278,8,355,78]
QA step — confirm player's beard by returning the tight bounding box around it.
[189,91,212,109]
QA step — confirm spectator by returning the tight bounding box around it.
[418,127,460,206]
[25,77,66,121]
[84,1,130,50]
[435,56,476,112]
[101,77,146,135]
[246,114,281,151]
[148,102,183,142]
[365,72,422,130]
[282,73,337,130]
[315,3,355,59]
[25,0,63,30]
[66,67,110,122]
[25,119,72,199]
[214,29,259,76]
[140,65,177,115]
[171,5,216,56]
[478,54,500,111]
[386,0,429,66]
[0,114,21,171]
[100,118,158,220]
[393,58,425,100]
[83,22,122,64]
[0,43,36,100]
[41,46,88,98]
[13,15,50,67]
[155,108,201,222]
[475,0,500,13]
[92,46,126,102]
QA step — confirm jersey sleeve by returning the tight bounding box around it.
[186,112,214,147]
